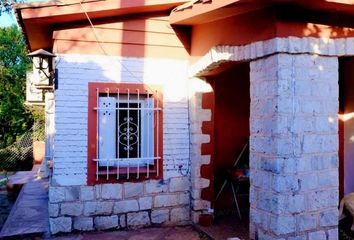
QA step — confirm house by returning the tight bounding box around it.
[15,0,354,239]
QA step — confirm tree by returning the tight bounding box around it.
[0,25,33,148]
[0,0,23,14]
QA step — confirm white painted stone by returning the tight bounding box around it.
[50,217,72,234]
[65,187,80,201]
[154,194,179,208]
[73,217,93,231]
[61,202,83,216]
[49,187,65,203]
[94,215,118,230]
[124,182,143,198]
[119,214,126,228]
[127,211,150,226]
[170,207,190,223]
[83,201,114,216]
[49,204,59,217]
[113,200,139,213]
[151,209,169,224]
[308,231,326,240]
[169,177,190,192]
[138,197,152,210]
[101,184,122,200]
[80,186,95,201]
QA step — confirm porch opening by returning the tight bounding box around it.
[201,62,250,239]
[339,57,354,239]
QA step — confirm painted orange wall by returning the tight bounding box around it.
[190,8,276,61]
[189,7,354,62]
[210,63,250,210]
[52,14,189,59]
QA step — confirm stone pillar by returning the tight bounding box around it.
[249,54,339,240]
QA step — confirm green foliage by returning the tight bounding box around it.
[0,25,33,149]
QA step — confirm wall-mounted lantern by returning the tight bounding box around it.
[27,49,56,88]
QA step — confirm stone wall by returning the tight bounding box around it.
[49,54,192,234]
[188,78,213,223]
[249,53,339,239]
[49,177,190,234]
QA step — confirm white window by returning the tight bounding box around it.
[98,95,154,167]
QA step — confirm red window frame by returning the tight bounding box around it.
[87,82,163,185]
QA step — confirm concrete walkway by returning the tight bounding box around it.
[52,226,203,240]
[0,169,49,238]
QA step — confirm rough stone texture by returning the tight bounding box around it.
[101,184,122,200]
[249,53,339,239]
[124,182,143,198]
[154,194,179,208]
[65,186,79,201]
[73,217,93,231]
[49,203,59,217]
[308,231,326,240]
[119,214,126,228]
[189,84,213,223]
[151,209,169,224]
[169,177,190,192]
[170,207,190,223]
[138,197,152,210]
[50,217,72,234]
[84,201,114,216]
[94,215,118,230]
[80,186,95,201]
[113,200,139,213]
[190,37,354,77]
[145,180,168,194]
[61,202,83,216]
[127,211,150,227]
[49,187,65,203]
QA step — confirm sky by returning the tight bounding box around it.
[0,12,18,27]
[0,0,48,27]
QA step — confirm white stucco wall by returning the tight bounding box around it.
[52,54,190,186]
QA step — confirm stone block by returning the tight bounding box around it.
[49,187,65,203]
[50,217,72,234]
[151,209,169,224]
[84,201,113,216]
[308,231,326,240]
[101,184,122,200]
[65,186,80,201]
[124,182,143,198]
[179,193,190,205]
[270,215,295,235]
[73,217,93,231]
[61,202,83,216]
[170,207,190,223]
[169,177,190,192]
[94,215,118,230]
[154,194,179,208]
[297,214,317,232]
[145,180,168,194]
[113,200,139,213]
[127,211,150,227]
[320,209,338,227]
[138,197,152,210]
[80,186,95,201]
[327,228,338,240]
[49,204,59,217]
[119,214,126,228]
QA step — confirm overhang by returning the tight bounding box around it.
[15,0,188,51]
[170,0,354,25]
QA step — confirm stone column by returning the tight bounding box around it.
[249,53,339,240]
